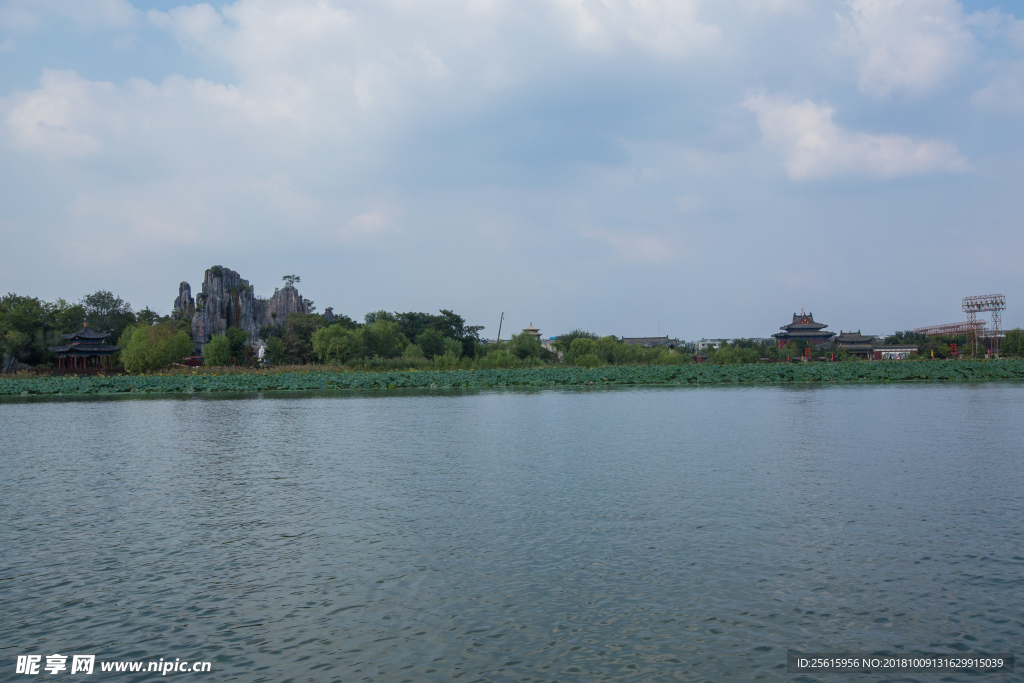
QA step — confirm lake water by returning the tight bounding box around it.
[1,383,1023,682]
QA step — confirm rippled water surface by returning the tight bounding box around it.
[2,384,1023,682]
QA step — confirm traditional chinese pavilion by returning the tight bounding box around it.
[772,310,835,349]
[834,330,876,359]
[522,323,541,339]
[50,324,121,371]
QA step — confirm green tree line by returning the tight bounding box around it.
[7,286,1024,374]
[2,290,147,370]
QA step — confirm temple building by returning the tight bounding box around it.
[772,311,835,349]
[522,323,542,339]
[834,330,876,359]
[50,324,121,371]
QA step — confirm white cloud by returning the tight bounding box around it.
[340,210,397,242]
[1,0,728,168]
[966,8,1024,49]
[972,62,1024,111]
[556,0,720,56]
[585,228,677,263]
[743,93,969,179]
[676,195,701,212]
[0,0,137,31]
[836,0,975,98]
[5,70,115,156]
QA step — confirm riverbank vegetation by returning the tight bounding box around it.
[3,360,1024,397]
[5,288,1024,375]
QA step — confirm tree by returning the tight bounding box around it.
[282,274,301,288]
[0,294,93,368]
[201,328,249,366]
[282,313,325,364]
[365,310,397,325]
[225,328,249,364]
[49,299,85,334]
[363,320,408,358]
[1,294,48,367]
[508,331,543,360]
[202,335,233,366]
[710,346,759,365]
[565,337,598,365]
[81,290,135,341]
[402,343,425,359]
[415,328,447,359]
[441,337,462,358]
[596,336,640,364]
[135,308,162,326]
[391,309,482,357]
[312,324,361,364]
[554,329,599,353]
[1003,328,1024,357]
[265,337,286,366]
[330,313,359,330]
[119,323,192,373]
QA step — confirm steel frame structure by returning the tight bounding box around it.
[963,294,1005,356]
[913,321,986,337]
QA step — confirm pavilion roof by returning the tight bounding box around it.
[835,330,874,342]
[50,342,121,354]
[61,325,111,341]
[772,329,835,339]
[779,311,829,332]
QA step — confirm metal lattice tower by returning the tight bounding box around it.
[963,294,1006,356]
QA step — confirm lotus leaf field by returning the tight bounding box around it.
[3,360,1024,397]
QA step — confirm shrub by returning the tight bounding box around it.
[441,337,462,358]
[565,337,597,365]
[1003,329,1024,357]
[574,353,603,368]
[225,328,249,362]
[311,324,360,363]
[507,331,543,360]
[363,320,408,359]
[553,329,599,353]
[265,337,286,366]
[202,334,232,367]
[652,351,692,365]
[119,323,193,373]
[711,346,759,365]
[434,353,461,370]
[475,349,523,369]
[402,343,425,359]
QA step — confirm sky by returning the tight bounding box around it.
[1,0,1022,340]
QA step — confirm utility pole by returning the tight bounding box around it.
[496,312,504,344]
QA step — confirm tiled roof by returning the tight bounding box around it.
[50,342,121,353]
[61,326,111,340]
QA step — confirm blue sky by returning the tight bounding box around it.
[1,0,1022,340]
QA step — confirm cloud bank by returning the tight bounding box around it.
[743,93,969,178]
[1,0,1023,337]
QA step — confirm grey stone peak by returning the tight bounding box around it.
[189,266,309,351]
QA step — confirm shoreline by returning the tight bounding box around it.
[3,360,1024,398]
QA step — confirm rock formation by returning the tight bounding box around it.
[173,282,194,317]
[188,265,310,350]
[261,285,309,328]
